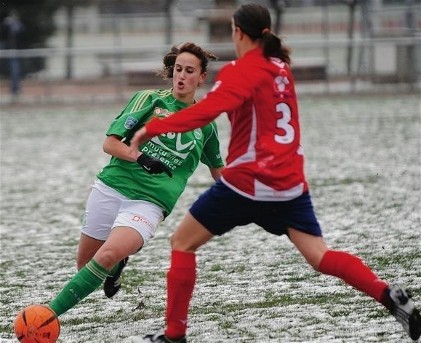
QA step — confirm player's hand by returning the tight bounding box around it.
[137,154,172,177]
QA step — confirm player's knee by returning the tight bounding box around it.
[93,248,121,270]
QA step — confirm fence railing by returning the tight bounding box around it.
[1,35,420,103]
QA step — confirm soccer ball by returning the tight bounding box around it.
[14,304,60,343]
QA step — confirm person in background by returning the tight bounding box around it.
[16,42,224,325]
[129,3,421,343]
[0,9,24,99]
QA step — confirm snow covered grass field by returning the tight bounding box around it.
[1,94,420,343]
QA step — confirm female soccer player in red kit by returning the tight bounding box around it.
[130,3,421,342]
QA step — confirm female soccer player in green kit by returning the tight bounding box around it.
[18,42,224,324]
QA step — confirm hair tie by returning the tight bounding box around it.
[262,28,270,35]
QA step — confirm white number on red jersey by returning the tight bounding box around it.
[275,102,294,144]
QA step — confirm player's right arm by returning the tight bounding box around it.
[103,135,171,176]
[103,91,153,162]
[102,91,172,176]
[103,135,140,162]
[130,64,254,151]
[147,63,254,136]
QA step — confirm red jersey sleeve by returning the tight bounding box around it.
[145,62,253,137]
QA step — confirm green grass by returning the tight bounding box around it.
[1,94,420,342]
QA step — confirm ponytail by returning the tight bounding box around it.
[261,31,291,65]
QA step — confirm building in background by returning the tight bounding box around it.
[0,0,419,103]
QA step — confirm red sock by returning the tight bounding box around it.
[165,250,196,339]
[319,250,389,303]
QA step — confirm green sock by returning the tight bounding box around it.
[49,259,109,316]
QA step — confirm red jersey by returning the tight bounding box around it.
[146,47,308,201]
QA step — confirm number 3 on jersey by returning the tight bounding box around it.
[274,102,294,144]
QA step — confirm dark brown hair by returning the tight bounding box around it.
[233,3,291,64]
[158,42,218,79]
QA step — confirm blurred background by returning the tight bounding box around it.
[0,0,420,104]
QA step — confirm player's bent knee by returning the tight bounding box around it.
[93,248,121,270]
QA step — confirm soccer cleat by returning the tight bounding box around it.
[103,257,129,298]
[387,285,421,341]
[130,330,186,343]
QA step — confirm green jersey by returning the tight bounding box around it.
[97,89,224,216]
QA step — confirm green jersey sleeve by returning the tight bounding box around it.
[106,90,157,142]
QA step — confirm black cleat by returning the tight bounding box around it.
[387,285,421,341]
[129,330,186,343]
[103,257,128,298]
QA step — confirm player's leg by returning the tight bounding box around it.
[162,213,214,341]
[142,181,257,342]
[102,199,163,297]
[93,226,143,269]
[144,181,246,343]
[171,212,214,252]
[265,191,389,302]
[77,233,104,270]
[77,179,127,295]
[262,191,421,340]
[48,198,162,316]
[77,179,121,270]
[142,213,214,343]
[288,227,421,340]
[160,181,251,341]
[48,226,142,316]
[288,228,389,301]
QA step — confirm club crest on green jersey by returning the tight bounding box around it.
[193,129,202,139]
[154,107,172,117]
[124,116,138,129]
